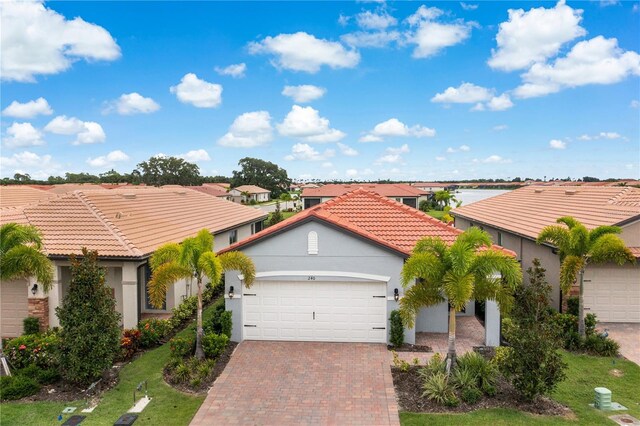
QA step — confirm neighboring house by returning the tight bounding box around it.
[0,185,57,208]
[0,187,267,338]
[219,189,508,346]
[410,182,458,192]
[300,183,429,209]
[452,186,640,322]
[229,185,270,203]
[183,185,231,201]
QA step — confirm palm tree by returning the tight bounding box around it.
[147,229,255,359]
[1,223,53,289]
[537,216,635,337]
[399,227,521,371]
[434,190,451,209]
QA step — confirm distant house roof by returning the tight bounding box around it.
[203,182,230,190]
[301,183,428,199]
[232,185,270,194]
[188,185,229,198]
[0,186,57,208]
[221,189,512,257]
[452,186,640,240]
[0,187,267,258]
[410,182,453,188]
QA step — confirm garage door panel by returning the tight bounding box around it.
[1,279,29,338]
[243,280,387,343]
[583,267,639,323]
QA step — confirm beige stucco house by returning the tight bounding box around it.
[0,186,267,338]
[300,184,429,210]
[229,185,270,203]
[452,186,640,322]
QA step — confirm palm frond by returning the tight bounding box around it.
[147,263,191,309]
[413,237,448,258]
[149,243,181,270]
[588,234,636,266]
[219,251,256,287]
[568,224,589,257]
[194,229,214,254]
[197,252,223,287]
[454,227,492,251]
[400,252,445,287]
[588,225,621,245]
[399,280,445,328]
[471,249,522,288]
[537,225,569,253]
[179,237,201,273]
[447,241,475,276]
[0,245,54,290]
[443,271,474,311]
[559,255,584,294]
[557,216,580,229]
[0,223,44,254]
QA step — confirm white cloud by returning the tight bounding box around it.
[375,144,410,165]
[218,111,273,148]
[447,145,471,153]
[1,1,120,82]
[493,124,508,131]
[87,150,129,168]
[488,1,586,72]
[360,118,435,142]
[477,155,512,164]
[346,169,359,178]
[435,156,446,161]
[405,5,474,58]
[600,0,619,6]
[214,63,247,78]
[0,151,60,179]
[577,132,622,141]
[284,143,335,161]
[514,36,640,98]
[282,85,327,103]
[277,105,345,143]
[485,94,514,111]
[105,92,160,115]
[341,30,401,48]
[248,32,360,73]
[337,143,359,156]
[44,115,106,145]
[170,73,222,108]
[179,149,210,162]
[2,98,53,118]
[3,122,45,148]
[549,139,566,149]
[631,100,640,108]
[460,3,478,11]
[432,83,493,103]
[338,14,350,26]
[322,162,333,168]
[356,10,397,30]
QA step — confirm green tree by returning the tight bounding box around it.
[147,229,255,359]
[399,227,521,371]
[64,172,100,183]
[537,216,635,337]
[99,169,128,183]
[0,223,53,289]
[56,249,122,384]
[266,201,284,227]
[231,157,291,198]
[136,156,202,186]
[434,190,457,209]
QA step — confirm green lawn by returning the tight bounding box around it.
[401,351,640,425]
[0,303,224,426]
[426,210,446,220]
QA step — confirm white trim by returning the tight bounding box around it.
[237,270,391,283]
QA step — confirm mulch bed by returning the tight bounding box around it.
[164,341,238,394]
[392,366,572,417]
[388,344,432,353]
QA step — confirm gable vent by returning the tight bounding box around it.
[307,231,318,255]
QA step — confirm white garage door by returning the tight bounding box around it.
[583,267,640,323]
[243,280,387,343]
[1,279,29,338]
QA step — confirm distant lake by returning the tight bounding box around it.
[454,189,511,206]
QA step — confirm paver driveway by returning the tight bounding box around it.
[190,341,399,426]
[599,322,640,365]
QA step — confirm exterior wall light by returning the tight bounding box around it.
[394,288,399,302]
[228,286,234,299]
[31,284,38,296]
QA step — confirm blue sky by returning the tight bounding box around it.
[1,1,639,181]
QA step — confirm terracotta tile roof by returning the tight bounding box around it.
[0,187,267,258]
[221,189,512,257]
[452,186,640,240]
[301,183,428,198]
[629,247,640,259]
[410,182,452,188]
[204,182,230,189]
[232,185,270,194]
[0,186,57,208]
[188,185,230,198]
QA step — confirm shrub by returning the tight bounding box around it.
[391,351,410,372]
[420,353,446,378]
[491,346,512,372]
[566,296,579,316]
[138,318,172,348]
[169,296,199,329]
[23,317,40,335]
[0,375,40,401]
[583,334,620,357]
[550,312,600,350]
[422,371,455,405]
[451,366,477,391]
[56,249,122,385]
[389,310,404,348]
[205,303,233,339]
[120,329,142,361]
[460,386,483,404]
[202,333,229,359]
[16,365,60,385]
[169,336,195,359]
[4,333,60,370]
[456,352,497,391]
[173,362,191,383]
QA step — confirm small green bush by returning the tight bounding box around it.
[202,333,229,359]
[422,371,455,405]
[138,318,172,348]
[17,365,60,385]
[566,296,579,316]
[491,346,512,372]
[583,334,620,357]
[456,352,497,391]
[451,366,477,390]
[205,303,233,339]
[23,317,40,335]
[0,375,40,401]
[460,386,483,404]
[174,362,191,383]
[169,336,195,359]
[389,310,404,348]
[391,351,410,372]
[420,353,446,378]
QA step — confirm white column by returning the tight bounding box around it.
[485,300,501,347]
[48,265,62,328]
[121,263,139,329]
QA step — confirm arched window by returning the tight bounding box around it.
[307,231,318,255]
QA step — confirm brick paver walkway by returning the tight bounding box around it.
[190,341,400,426]
[599,322,640,365]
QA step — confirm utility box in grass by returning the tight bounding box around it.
[594,387,612,410]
